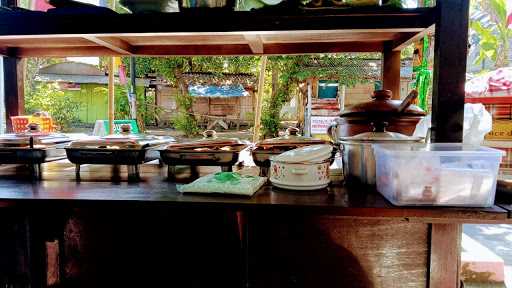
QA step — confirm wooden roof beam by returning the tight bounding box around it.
[83,36,133,55]
[244,35,264,54]
[392,24,435,51]
[15,41,384,57]
[16,46,120,57]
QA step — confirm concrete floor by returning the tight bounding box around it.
[464,224,512,287]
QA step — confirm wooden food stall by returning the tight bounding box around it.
[1,1,507,288]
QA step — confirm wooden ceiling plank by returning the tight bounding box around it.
[134,41,383,56]
[16,46,121,57]
[243,34,264,54]
[135,44,253,56]
[263,42,383,54]
[83,36,133,55]
[16,40,384,57]
[392,24,435,51]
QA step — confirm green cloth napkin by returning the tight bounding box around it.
[177,172,267,196]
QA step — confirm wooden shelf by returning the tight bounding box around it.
[0,7,436,57]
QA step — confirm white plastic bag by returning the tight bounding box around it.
[412,103,492,145]
[463,103,492,145]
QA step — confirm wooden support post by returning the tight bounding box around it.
[108,57,115,134]
[429,223,461,288]
[431,0,470,143]
[383,42,401,100]
[252,56,267,143]
[3,57,24,132]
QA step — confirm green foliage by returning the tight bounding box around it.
[24,58,62,96]
[470,0,512,67]
[172,91,200,136]
[25,83,81,131]
[122,56,259,85]
[260,54,372,137]
[92,85,162,129]
[261,87,288,137]
[120,55,377,137]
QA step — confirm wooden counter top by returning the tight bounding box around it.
[0,161,506,223]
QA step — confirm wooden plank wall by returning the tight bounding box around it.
[159,87,254,121]
[192,97,209,115]
[210,97,239,116]
[343,82,412,107]
[248,214,429,288]
[239,92,254,121]
[156,85,178,125]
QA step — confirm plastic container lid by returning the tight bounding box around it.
[373,143,506,156]
[272,144,333,163]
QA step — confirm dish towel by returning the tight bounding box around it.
[177,172,267,196]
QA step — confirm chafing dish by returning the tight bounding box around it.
[160,130,248,179]
[0,132,71,179]
[65,134,175,180]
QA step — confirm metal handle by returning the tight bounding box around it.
[79,151,114,156]
[397,89,418,113]
[202,130,217,138]
[327,123,337,142]
[179,153,220,161]
[370,121,388,133]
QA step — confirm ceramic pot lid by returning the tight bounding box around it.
[167,130,243,150]
[340,90,426,117]
[272,144,333,163]
[258,135,327,146]
[257,127,328,147]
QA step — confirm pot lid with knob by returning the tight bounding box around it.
[339,89,426,118]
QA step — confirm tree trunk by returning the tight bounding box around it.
[271,66,279,99]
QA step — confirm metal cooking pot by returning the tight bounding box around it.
[328,90,426,142]
[339,122,423,186]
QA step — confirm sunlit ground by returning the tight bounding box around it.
[464,224,512,287]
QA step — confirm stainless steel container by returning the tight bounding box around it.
[339,123,423,186]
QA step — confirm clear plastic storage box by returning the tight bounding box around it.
[373,143,504,207]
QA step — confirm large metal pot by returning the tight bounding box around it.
[339,122,423,186]
[328,90,426,142]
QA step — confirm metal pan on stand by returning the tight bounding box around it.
[160,130,248,180]
[65,134,175,181]
[0,131,72,179]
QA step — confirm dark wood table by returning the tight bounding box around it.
[0,161,509,288]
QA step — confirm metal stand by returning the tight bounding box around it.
[167,165,176,181]
[127,165,140,181]
[111,165,121,182]
[221,166,233,172]
[74,164,80,177]
[190,166,200,179]
[259,167,269,177]
[29,163,42,180]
